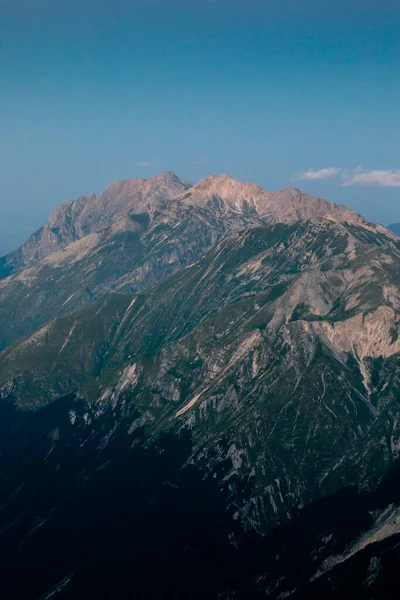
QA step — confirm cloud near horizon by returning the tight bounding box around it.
[341,169,400,188]
[294,166,400,188]
[134,161,155,168]
[294,167,341,181]
[189,159,209,166]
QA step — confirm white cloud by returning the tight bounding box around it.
[342,168,400,188]
[190,159,209,166]
[134,161,155,168]
[294,167,342,181]
[294,166,400,188]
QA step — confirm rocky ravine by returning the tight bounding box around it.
[1,174,400,598]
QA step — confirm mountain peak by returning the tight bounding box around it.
[148,170,190,186]
[181,174,266,214]
[0,171,192,274]
[195,173,263,192]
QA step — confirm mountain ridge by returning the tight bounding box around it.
[1,171,393,352]
[1,171,394,281]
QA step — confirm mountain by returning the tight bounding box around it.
[1,173,400,598]
[0,171,386,284]
[0,185,265,351]
[0,173,393,351]
[0,171,191,279]
[388,222,400,236]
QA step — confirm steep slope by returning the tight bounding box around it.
[1,218,400,510]
[1,217,400,597]
[0,171,191,278]
[3,218,398,407]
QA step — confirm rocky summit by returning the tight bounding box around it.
[1,173,400,599]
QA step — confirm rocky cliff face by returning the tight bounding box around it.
[0,192,263,350]
[1,173,400,598]
[0,171,192,277]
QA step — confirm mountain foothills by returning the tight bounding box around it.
[1,172,400,598]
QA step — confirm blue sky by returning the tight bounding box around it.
[2,0,400,254]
